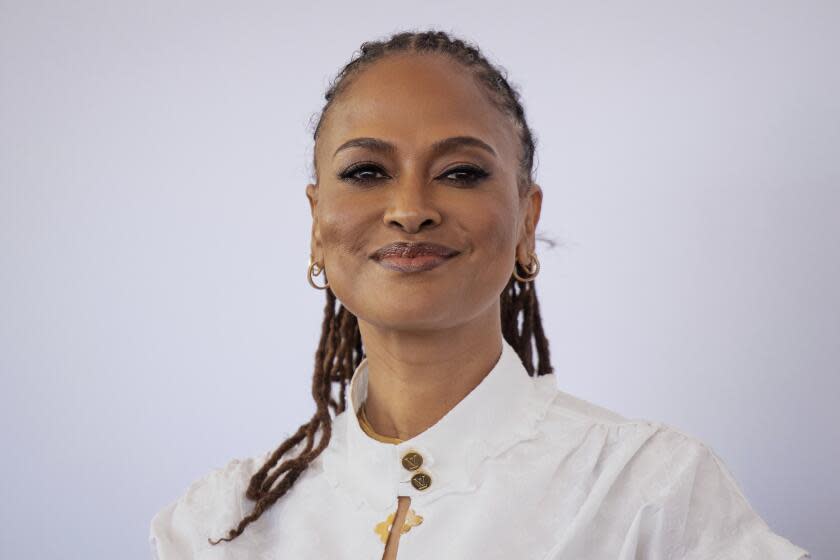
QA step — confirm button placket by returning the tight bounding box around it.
[410,471,432,491]
[398,446,435,492]
[401,450,423,471]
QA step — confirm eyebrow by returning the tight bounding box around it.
[332,135,497,160]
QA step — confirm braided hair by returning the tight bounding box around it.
[209,28,553,546]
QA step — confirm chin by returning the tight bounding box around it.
[356,296,464,331]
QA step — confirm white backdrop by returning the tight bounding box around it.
[1,1,837,558]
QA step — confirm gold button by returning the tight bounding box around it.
[410,472,432,491]
[401,451,423,471]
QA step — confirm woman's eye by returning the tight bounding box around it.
[441,165,489,185]
[337,163,388,184]
[337,163,489,186]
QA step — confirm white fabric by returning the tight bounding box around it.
[149,338,810,559]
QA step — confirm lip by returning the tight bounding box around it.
[371,241,461,273]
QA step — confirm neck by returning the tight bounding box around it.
[357,303,504,441]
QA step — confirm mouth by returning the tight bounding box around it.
[370,241,461,273]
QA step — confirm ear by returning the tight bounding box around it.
[516,183,543,263]
[305,183,323,261]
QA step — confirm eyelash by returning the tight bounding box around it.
[337,163,490,186]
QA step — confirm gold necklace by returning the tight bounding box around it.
[357,403,404,444]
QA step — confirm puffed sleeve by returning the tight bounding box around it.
[149,498,190,560]
[653,440,810,559]
[148,457,251,560]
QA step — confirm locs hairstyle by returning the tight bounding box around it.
[209,29,554,545]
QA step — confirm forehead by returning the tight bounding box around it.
[318,53,519,163]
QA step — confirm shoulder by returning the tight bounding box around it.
[148,449,274,559]
[534,381,810,559]
[526,380,692,505]
[148,429,339,560]
[535,376,709,454]
[532,379,741,505]
[543,384,757,496]
[537,378,632,425]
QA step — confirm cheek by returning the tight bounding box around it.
[318,200,371,260]
[471,199,518,263]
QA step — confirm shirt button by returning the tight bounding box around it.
[401,451,423,471]
[410,471,432,491]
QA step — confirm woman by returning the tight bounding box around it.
[149,30,810,559]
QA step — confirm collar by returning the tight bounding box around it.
[320,337,558,512]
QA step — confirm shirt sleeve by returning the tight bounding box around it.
[149,495,205,560]
[148,458,250,560]
[654,439,810,560]
[149,499,188,560]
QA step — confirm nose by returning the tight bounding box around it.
[382,173,442,234]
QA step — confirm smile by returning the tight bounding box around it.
[375,253,457,273]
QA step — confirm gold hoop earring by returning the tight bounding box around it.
[512,250,540,282]
[307,255,329,290]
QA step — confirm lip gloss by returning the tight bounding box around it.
[376,254,456,272]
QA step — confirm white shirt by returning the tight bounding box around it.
[149,338,810,559]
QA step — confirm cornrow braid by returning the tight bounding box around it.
[209,28,552,546]
[312,29,538,195]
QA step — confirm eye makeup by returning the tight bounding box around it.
[337,163,490,186]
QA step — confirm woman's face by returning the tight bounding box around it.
[307,53,542,331]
